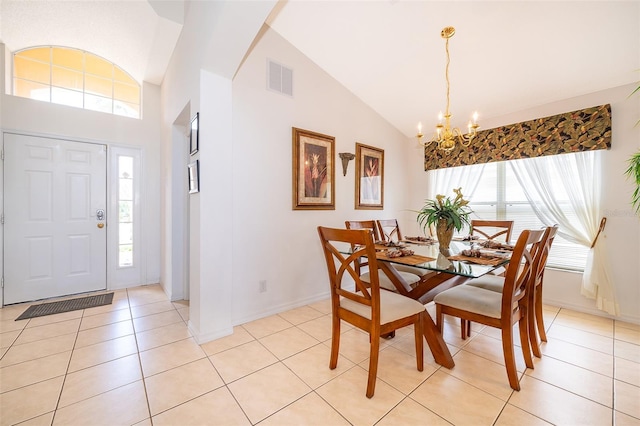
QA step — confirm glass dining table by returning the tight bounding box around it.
[371,238,512,368]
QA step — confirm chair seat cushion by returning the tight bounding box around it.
[433,285,502,319]
[465,274,505,292]
[341,290,425,324]
[361,269,420,291]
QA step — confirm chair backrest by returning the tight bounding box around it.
[471,220,514,243]
[530,225,559,288]
[317,226,381,319]
[345,220,380,240]
[376,219,403,242]
[501,228,545,318]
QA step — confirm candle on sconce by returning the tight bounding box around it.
[438,112,443,123]
[472,111,478,124]
[417,122,423,134]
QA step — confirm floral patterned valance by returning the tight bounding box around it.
[424,104,611,171]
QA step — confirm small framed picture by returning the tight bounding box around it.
[292,127,335,210]
[355,143,384,209]
[188,160,199,194]
[190,113,199,155]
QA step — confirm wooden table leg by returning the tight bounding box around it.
[422,312,454,368]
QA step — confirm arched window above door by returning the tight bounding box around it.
[13,46,141,119]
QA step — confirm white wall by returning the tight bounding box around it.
[0,44,162,303]
[405,83,640,324]
[230,27,415,324]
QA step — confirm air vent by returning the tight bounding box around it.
[267,59,293,97]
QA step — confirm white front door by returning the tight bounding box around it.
[4,133,107,304]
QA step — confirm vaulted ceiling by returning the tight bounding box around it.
[1,1,638,139]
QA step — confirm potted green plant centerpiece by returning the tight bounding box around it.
[416,187,472,250]
[625,150,640,216]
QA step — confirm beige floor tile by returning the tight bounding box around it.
[208,340,278,383]
[540,336,614,376]
[152,387,250,426]
[509,375,612,425]
[52,380,149,426]
[0,376,64,426]
[389,332,438,364]
[200,325,255,355]
[58,354,142,408]
[242,314,294,339]
[259,392,349,426]
[328,328,391,365]
[130,300,175,319]
[79,308,132,331]
[67,334,138,372]
[460,332,528,373]
[177,307,189,322]
[617,320,640,332]
[0,317,28,333]
[259,326,319,360]
[444,349,517,401]
[0,351,71,393]
[316,366,405,426]
[377,397,450,425]
[127,289,169,308]
[0,304,29,321]
[13,319,81,345]
[306,298,332,315]
[360,345,435,395]
[25,310,84,327]
[17,411,55,426]
[615,380,640,419]
[132,418,152,426]
[277,305,325,325]
[145,358,224,416]
[527,356,613,407]
[0,333,76,368]
[546,323,614,354]
[615,410,640,426]
[616,357,640,387]
[0,329,20,349]
[135,322,191,351]
[616,327,640,346]
[74,320,134,349]
[296,314,335,342]
[410,370,505,426]
[139,337,205,377]
[494,404,553,426]
[554,309,614,338]
[228,363,311,424]
[283,343,355,389]
[132,310,183,333]
[616,340,640,363]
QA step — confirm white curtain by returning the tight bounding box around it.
[427,163,486,200]
[425,163,486,234]
[509,150,619,315]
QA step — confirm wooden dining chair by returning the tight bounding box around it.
[345,220,421,292]
[317,226,426,398]
[471,220,514,243]
[463,225,558,357]
[376,218,404,242]
[433,228,545,390]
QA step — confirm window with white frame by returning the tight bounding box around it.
[13,46,140,118]
[441,160,589,271]
[118,156,135,267]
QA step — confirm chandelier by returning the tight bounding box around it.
[417,26,479,152]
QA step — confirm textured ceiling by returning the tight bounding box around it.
[1,0,638,139]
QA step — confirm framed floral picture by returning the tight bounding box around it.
[188,160,199,194]
[292,127,335,210]
[355,143,384,209]
[190,113,199,155]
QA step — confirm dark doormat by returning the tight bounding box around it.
[15,292,114,321]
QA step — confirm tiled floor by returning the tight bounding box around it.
[1,284,639,425]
